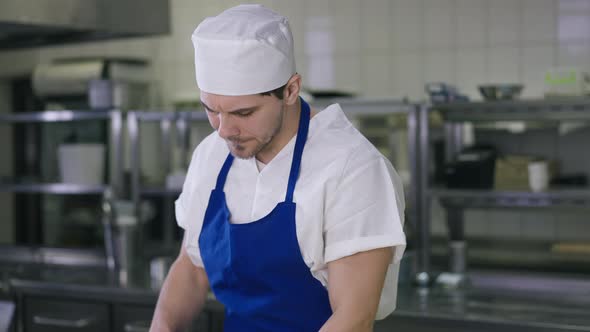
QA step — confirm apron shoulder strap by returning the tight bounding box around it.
[215,153,235,190]
[285,97,311,203]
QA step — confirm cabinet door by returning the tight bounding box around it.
[112,304,153,332]
[25,297,108,332]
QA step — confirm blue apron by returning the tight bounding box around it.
[198,98,332,331]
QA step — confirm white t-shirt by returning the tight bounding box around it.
[175,103,406,319]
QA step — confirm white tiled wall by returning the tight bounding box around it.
[1,0,589,243]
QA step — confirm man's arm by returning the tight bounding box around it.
[150,240,209,332]
[319,247,393,332]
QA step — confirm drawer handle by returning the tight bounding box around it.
[33,315,92,328]
[124,320,151,332]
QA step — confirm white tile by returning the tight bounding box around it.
[304,0,332,17]
[487,46,521,84]
[294,52,307,79]
[521,45,556,98]
[520,211,556,241]
[393,52,424,101]
[333,14,362,53]
[361,55,394,97]
[334,55,362,94]
[556,40,590,67]
[487,210,523,239]
[305,55,335,90]
[392,0,424,51]
[557,14,590,42]
[464,209,490,237]
[424,50,455,85]
[304,16,335,56]
[522,0,557,43]
[455,49,487,100]
[330,0,361,17]
[361,0,393,51]
[454,0,487,48]
[271,0,306,54]
[423,0,454,50]
[488,0,523,45]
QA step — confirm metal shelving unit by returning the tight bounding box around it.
[0,183,107,195]
[127,110,209,247]
[430,188,590,209]
[0,110,124,195]
[437,98,590,122]
[419,98,590,285]
[313,98,430,287]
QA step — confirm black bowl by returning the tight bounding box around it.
[478,84,524,100]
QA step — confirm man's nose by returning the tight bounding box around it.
[217,114,239,139]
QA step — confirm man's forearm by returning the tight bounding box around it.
[319,308,374,332]
[150,249,209,332]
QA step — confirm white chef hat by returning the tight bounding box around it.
[192,4,296,96]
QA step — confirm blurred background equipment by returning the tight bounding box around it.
[0,0,170,50]
[7,57,150,249]
[478,84,524,101]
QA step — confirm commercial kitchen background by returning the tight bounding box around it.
[1,0,590,249]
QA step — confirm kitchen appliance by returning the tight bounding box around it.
[0,0,170,50]
[544,67,590,97]
[445,145,497,189]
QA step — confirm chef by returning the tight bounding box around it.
[150,4,406,332]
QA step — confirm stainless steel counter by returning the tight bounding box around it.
[2,256,590,332]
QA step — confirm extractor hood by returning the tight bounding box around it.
[0,0,170,50]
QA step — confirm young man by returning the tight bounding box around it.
[150,4,406,332]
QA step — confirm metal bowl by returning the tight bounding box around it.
[478,84,524,100]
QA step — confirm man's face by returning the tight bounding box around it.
[201,92,284,159]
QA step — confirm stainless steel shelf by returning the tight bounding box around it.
[140,187,181,197]
[0,110,114,123]
[180,111,209,121]
[435,98,590,122]
[312,98,416,116]
[0,183,107,195]
[130,111,176,122]
[430,188,590,208]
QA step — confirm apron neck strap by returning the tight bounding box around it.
[215,153,234,190]
[285,97,310,203]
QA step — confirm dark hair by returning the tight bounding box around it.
[260,83,287,100]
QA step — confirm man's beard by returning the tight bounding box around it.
[226,107,284,160]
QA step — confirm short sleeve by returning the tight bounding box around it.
[174,143,207,267]
[323,150,406,264]
[175,146,201,231]
[323,148,406,319]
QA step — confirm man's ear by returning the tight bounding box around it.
[283,73,302,106]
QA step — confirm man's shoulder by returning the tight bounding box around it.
[308,104,384,164]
